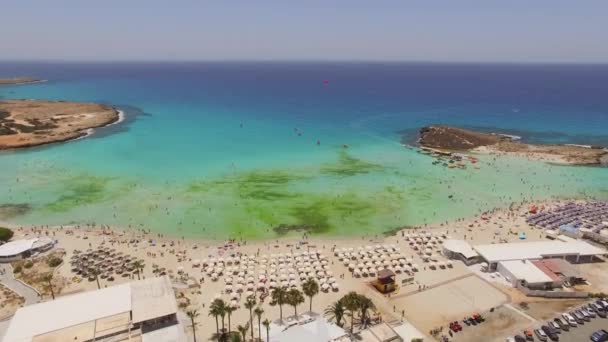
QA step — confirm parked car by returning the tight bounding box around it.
[553,317,569,331]
[535,328,548,341]
[591,329,608,342]
[578,309,591,321]
[514,335,526,342]
[473,313,485,323]
[541,325,559,341]
[506,337,515,342]
[449,321,462,332]
[523,330,534,341]
[549,321,561,333]
[585,306,597,318]
[572,310,585,323]
[598,309,607,319]
[562,313,578,327]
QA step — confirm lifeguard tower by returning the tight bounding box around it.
[372,269,397,294]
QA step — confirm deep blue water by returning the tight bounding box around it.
[2,62,608,145]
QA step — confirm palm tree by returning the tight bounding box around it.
[210,298,228,338]
[324,300,345,327]
[244,296,256,340]
[225,305,235,334]
[91,267,101,290]
[262,319,270,342]
[341,292,361,333]
[286,288,305,318]
[186,309,200,342]
[302,278,319,312]
[270,287,287,322]
[254,306,264,341]
[237,322,249,342]
[132,260,144,280]
[42,273,55,300]
[358,295,376,329]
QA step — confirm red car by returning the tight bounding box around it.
[450,321,463,332]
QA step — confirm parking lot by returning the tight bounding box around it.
[558,316,608,342]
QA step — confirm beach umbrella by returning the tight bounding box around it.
[225,277,233,284]
[225,285,233,292]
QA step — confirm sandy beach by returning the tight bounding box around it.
[3,197,595,341]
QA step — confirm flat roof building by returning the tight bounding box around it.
[3,276,185,342]
[474,240,605,270]
[442,239,479,265]
[497,260,562,290]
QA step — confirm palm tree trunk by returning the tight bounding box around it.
[95,276,100,290]
[279,305,283,321]
[309,297,312,312]
[221,316,225,335]
[137,270,141,280]
[48,280,55,300]
[266,326,269,342]
[215,316,219,336]
[351,314,354,333]
[294,305,298,318]
[249,309,254,340]
[228,313,231,333]
[191,317,197,342]
[257,317,261,341]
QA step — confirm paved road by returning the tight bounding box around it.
[557,315,608,342]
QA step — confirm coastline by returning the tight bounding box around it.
[0,79,47,86]
[0,101,122,151]
[70,109,125,142]
[0,197,573,244]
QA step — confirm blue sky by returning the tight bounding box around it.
[1,0,607,62]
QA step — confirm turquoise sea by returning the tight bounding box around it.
[1,62,607,239]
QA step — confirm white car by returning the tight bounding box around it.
[562,313,577,327]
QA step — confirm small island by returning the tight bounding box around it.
[0,77,45,85]
[418,125,608,165]
[0,99,120,150]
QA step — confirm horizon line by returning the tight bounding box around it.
[1,59,608,66]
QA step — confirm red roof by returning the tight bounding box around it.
[531,260,562,281]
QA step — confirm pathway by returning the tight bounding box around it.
[0,263,40,306]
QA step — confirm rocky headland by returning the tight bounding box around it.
[0,99,120,150]
[418,125,608,166]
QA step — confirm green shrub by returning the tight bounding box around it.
[13,265,22,273]
[24,261,33,269]
[47,257,62,267]
[0,227,13,242]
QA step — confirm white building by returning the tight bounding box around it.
[3,276,185,342]
[497,260,562,290]
[473,240,606,271]
[0,237,55,263]
[442,239,479,265]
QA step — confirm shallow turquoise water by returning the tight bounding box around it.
[1,62,607,239]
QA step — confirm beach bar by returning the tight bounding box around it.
[0,237,55,263]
